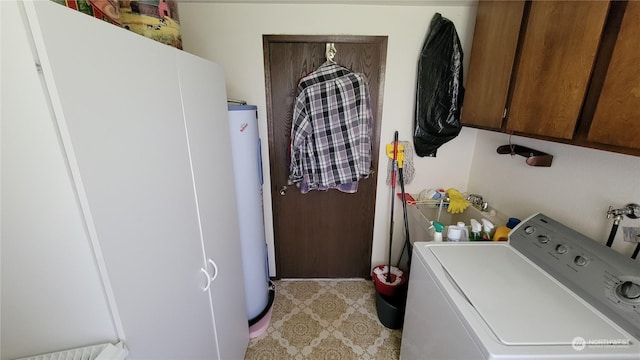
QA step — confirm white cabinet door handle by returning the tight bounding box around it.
[208,259,219,282]
[200,267,212,292]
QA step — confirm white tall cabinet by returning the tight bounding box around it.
[1,2,120,358]
[1,1,249,359]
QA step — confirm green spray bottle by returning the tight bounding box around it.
[470,218,482,240]
[431,221,445,242]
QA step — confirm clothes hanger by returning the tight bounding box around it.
[325,42,337,64]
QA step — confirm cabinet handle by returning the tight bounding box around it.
[200,268,212,292]
[208,259,219,282]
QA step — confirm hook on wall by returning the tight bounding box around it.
[496,144,553,167]
[325,43,337,63]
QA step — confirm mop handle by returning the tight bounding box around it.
[397,168,411,268]
[387,132,399,283]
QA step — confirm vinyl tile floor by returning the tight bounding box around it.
[244,279,402,360]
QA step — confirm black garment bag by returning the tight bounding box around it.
[414,13,464,157]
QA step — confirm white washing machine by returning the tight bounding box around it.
[401,213,640,359]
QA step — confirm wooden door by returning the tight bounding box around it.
[263,35,387,278]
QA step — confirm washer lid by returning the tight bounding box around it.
[429,244,627,346]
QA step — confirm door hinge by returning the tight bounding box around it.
[502,107,509,120]
[35,63,42,73]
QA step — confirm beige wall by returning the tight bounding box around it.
[178,2,640,276]
[469,130,640,258]
[178,2,479,275]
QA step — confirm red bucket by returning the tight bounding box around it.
[372,265,407,297]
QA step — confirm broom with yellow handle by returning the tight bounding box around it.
[386,137,411,269]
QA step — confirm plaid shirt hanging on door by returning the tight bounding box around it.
[289,61,373,194]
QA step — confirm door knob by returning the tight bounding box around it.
[279,186,287,195]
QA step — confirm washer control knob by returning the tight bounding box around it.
[538,235,549,244]
[619,281,640,300]
[555,244,567,254]
[574,255,588,267]
[524,226,535,235]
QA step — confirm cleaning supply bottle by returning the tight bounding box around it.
[457,221,469,241]
[493,225,510,241]
[506,217,521,229]
[481,219,494,240]
[470,219,482,240]
[431,221,445,242]
[447,222,469,241]
[493,218,521,242]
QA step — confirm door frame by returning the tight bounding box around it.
[263,34,387,278]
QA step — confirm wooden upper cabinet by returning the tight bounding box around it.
[463,0,640,156]
[588,1,640,150]
[461,1,525,129]
[507,1,609,139]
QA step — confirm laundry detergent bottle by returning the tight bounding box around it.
[447,222,469,241]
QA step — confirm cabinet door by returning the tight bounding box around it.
[176,52,250,360]
[588,1,640,150]
[24,2,218,358]
[507,1,609,139]
[461,0,525,129]
[1,3,118,358]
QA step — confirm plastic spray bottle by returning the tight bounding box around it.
[481,219,494,241]
[431,221,445,242]
[470,219,482,241]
